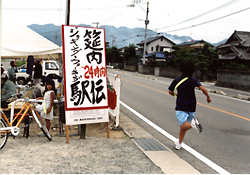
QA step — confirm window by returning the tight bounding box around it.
[151,47,153,51]
[45,62,58,70]
[156,45,159,51]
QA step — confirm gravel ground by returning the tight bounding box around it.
[0,121,164,174]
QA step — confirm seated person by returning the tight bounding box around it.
[1,64,4,74]
[1,74,16,108]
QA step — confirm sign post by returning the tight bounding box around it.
[62,25,109,142]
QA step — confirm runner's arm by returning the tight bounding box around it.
[199,86,212,103]
[168,90,177,96]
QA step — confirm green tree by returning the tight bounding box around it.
[123,44,139,65]
[197,43,219,72]
[148,54,156,67]
[106,46,121,64]
[165,46,196,68]
[165,44,219,72]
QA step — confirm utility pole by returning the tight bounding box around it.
[55,33,58,45]
[93,22,99,28]
[111,35,116,47]
[142,2,149,65]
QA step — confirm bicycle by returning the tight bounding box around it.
[1,98,52,149]
[7,84,43,103]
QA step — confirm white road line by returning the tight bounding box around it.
[207,91,250,104]
[120,100,230,174]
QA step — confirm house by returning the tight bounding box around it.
[177,40,215,51]
[216,30,250,63]
[137,35,176,56]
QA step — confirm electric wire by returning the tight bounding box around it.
[135,2,146,12]
[163,6,250,33]
[99,6,130,23]
[21,0,247,45]
[154,0,241,31]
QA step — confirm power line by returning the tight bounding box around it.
[154,0,241,31]
[99,6,129,23]
[163,6,250,33]
[115,33,157,42]
[3,5,126,11]
[72,5,128,11]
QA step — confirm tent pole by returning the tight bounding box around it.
[66,0,70,25]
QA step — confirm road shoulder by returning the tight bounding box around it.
[120,111,201,174]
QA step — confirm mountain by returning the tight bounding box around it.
[28,24,226,48]
[211,38,227,47]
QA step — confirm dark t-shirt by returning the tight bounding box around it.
[34,64,42,79]
[168,76,202,112]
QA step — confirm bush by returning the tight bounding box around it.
[127,58,138,65]
[225,62,249,71]
[155,61,166,67]
[16,60,26,67]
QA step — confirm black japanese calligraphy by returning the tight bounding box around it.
[65,26,107,108]
[83,29,103,51]
[70,79,106,106]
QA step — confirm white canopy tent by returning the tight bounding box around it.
[1,16,61,57]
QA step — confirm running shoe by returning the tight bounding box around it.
[175,141,182,150]
[191,118,202,132]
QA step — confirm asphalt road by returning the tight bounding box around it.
[108,69,250,174]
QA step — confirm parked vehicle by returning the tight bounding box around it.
[16,60,62,85]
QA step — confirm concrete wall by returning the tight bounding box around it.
[124,65,137,72]
[216,70,250,90]
[128,66,250,91]
[157,67,182,78]
[139,65,182,78]
[138,65,156,75]
[139,65,201,79]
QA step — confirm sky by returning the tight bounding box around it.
[2,0,250,43]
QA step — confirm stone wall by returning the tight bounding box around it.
[216,70,250,90]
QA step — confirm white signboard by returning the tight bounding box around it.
[62,25,108,125]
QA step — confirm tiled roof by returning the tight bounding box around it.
[223,30,250,47]
[137,35,175,45]
[177,40,214,47]
[217,30,250,60]
[231,46,250,60]
[145,51,166,59]
[234,31,250,46]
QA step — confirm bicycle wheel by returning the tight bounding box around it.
[0,118,9,149]
[31,110,52,141]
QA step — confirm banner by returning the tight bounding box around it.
[62,25,108,125]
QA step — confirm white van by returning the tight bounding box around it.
[16,60,62,86]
